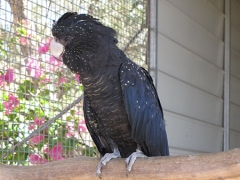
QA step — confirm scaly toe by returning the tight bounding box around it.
[96,168,102,179]
[125,149,147,176]
[95,146,121,178]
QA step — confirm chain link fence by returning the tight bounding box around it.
[0,0,148,165]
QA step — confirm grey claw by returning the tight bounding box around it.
[95,146,121,179]
[125,149,147,176]
[96,167,102,179]
[126,169,130,177]
[96,171,102,179]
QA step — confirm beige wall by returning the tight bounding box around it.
[230,0,240,149]
[156,0,226,155]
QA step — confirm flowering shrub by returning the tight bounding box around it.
[3,93,19,115]
[29,154,49,165]
[0,19,98,165]
[0,69,14,85]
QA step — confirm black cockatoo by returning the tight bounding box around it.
[50,12,169,177]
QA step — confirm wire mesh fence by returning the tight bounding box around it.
[0,0,148,166]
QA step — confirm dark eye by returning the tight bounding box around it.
[64,36,72,42]
[55,38,58,42]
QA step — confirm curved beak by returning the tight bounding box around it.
[50,38,64,61]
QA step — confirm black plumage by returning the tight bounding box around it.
[51,12,169,174]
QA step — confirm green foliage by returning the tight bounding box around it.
[17,80,35,99]
[16,27,27,36]
[0,39,7,58]
[0,24,87,165]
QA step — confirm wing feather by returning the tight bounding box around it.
[120,61,169,156]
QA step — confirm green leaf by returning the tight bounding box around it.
[79,84,84,91]
[34,108,44,117]
[17,80,35,99]
[0,45,7,57]
[65,138,76,147]
[66,116,73,121]
[56,119,63,124]
[5,154,13,164]
[0,103,4,111]
[8,113,17,122]
[10,37,16,44]
[17,27,27,36]
[70,110,75,116]
[63,138,76,153]
[3,91,8,101]
[15,145,30,154]
[39,89,50,99]
[13,152,28,164]
[82,146,97,157]
[13,124,19,131]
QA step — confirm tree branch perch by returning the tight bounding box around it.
[1,148,240,180]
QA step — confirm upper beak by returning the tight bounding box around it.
[50,38,64,61]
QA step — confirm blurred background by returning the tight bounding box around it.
[0,0,148,165]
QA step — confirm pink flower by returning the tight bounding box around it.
[65,131,73,138]
[58,77,67,84]
[38,38,52,54]
[26,58,42,78]
[28,123,35,130]
[76,111,82,115]
[28,118,44,130]
[66,122,74,138]
[44,147,49,153]
[34,117,44,126]
[49,143,64,160]
[38,45,49,54]
[0,69,14,85]
[30,134,44,144]
[29,154,49,165]
[21,19,29,26]
[75,74,80,83]
[78,119,87,132]
[0,79,3,87]
[40,77,51,84]
[3,93,19,115]
[4,69,14,83]
[46,56,62,72]
[19,37,27,45]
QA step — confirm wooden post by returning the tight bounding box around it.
[1,148,240,180]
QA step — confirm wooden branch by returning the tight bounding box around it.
[7,0,26,24]
[7,0,34,57]
[1,149,240,180]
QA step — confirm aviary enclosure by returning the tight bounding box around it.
[0,0,148,165]
[1,1,240,179]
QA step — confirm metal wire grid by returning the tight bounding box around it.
[0,0,148,166]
